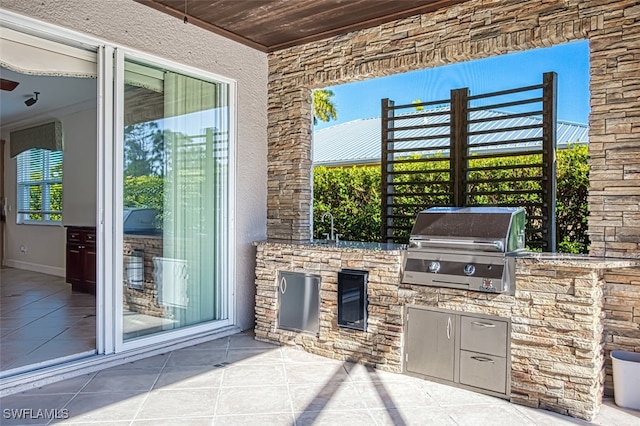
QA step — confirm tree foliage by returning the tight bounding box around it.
[313,89,338,125]
[124,121,164,177]
[124,175,164,212]
[313,166,381,242]
[556,144,590,253]
[313,145,590,253]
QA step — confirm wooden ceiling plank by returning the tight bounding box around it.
[134,0,269,51]
[266,0,468,51]
[248,0,425,42]
[136,0,469,52]
[230,0,446,48]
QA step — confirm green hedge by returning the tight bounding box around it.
[124,175,164,213]
[313,145,590,253]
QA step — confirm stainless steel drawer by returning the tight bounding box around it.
[460,315,507,357]
[459,350,506,394]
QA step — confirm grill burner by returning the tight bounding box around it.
[402,207,526,294]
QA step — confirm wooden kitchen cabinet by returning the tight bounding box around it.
[404,305,510,398]
[66,226,96,294]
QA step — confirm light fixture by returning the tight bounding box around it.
[25,91,39,107]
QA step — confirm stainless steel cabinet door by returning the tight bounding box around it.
[405,307,455,381]
[278,272,320,334]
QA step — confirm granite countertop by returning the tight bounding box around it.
[511,251,640,269]
[254,240,640,268]
[254,239,406,252]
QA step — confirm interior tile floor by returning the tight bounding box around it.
[1,267,187,373]
[1,331,639,426]
[0,268,96,372]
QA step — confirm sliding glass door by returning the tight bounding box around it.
[119,57,231,343]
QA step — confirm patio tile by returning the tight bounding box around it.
[221,363,285,387]
[166,348,226,367]
[294,409,377,426]
[421,380,510,407]
[214,413,294,425]
[284,362,349,384]
[107,353,169,370]
[344,363,412,384]
[354,380,438,409]
[58,422,131,426]
[185,337,229,351]
[281,347,344,364]
[0,393,74,425]
[153,365,225,390]
[289,381,367,412]
[215,385,291,416]
[132,417,213,425]
[81,368,160,393]
[371,407,459,426]
[62,391,148,423]
[514,404,589,425]
[446,403,535,426]
[225,348,283,365]
[228,333,278,349]
[136,388,218,419]
[594,398,640,426]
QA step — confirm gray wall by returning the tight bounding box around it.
[1,0,268,330]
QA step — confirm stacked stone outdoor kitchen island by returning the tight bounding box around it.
[254,240,640,421]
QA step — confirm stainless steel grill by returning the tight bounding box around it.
[401,207,526,294]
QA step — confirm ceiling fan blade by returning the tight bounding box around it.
[0,78,20,91]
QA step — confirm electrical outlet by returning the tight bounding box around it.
[20,245,27,254]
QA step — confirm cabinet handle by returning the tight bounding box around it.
[471,321,496,328]
[280,276,287,293]
[446,317,452,340]
[471,356,495,364]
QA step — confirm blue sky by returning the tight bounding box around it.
[314,40,590,130]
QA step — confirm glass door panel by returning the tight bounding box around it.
[121,58,229,342]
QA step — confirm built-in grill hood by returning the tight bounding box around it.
[402,207,526,294]
[409,207,526,252]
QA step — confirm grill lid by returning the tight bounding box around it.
[409,206,526,252]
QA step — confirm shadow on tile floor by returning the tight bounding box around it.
[1,330,639,425]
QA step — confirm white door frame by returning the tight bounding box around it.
[113,47,237,352]
[0,6,237,371]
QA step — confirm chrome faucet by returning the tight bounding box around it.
[321,211,335,241]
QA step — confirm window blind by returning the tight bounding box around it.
[16,148,63,222]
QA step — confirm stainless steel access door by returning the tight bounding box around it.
[278,271,320,334]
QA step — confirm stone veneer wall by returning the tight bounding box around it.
[123,235,165,317]
[254,243,405,369]
[266,0,640,406]
[602,267,640,395]
[401,262,608,421]
[267,0,640,249]
[255,242,638,420]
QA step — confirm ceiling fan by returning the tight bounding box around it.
[1,78,20,91]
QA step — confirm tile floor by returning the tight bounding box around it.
[1,267,189,373]
[1,331,639,425]
[0,268,96,372]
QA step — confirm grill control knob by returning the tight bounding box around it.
[464,264,476,276]
[428,261,440,273]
